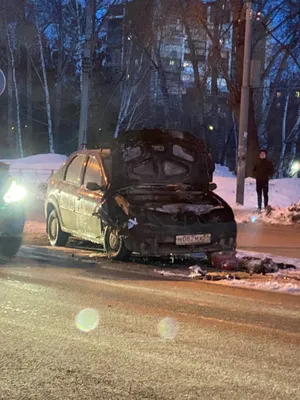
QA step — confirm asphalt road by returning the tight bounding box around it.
[1,251,300,400]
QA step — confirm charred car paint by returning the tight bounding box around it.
[45,129,236,260]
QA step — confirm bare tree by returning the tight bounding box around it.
[6,20,23,157]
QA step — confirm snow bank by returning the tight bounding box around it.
[236,202,300,225]
[221,279,300,295]
[215,176,300,210]
[214,164,235,178]
[1,154,67,187]
[2,153,67,170]
[213,164,300,224]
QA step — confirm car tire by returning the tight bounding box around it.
[104,227,131,261]
[0,236,22,259]
[47,209,69,247]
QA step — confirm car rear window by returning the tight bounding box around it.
[65,155,86,185]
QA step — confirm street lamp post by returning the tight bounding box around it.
[236,1,253,205]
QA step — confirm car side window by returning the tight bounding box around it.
[65,155,86,185]
[83,157,104,187]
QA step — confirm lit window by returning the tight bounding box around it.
[170,60,175,66]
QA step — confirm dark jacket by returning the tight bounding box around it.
[253,159,274,181]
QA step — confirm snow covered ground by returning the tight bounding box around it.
[1,154,67,184]
[214,165,300,224]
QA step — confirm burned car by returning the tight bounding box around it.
[0,162,26,258]
[45,129,236,260]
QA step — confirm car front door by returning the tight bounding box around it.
[76,156,105,242]
[59,154,86,233]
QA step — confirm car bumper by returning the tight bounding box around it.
[0,203,26,237]
[123,221,237,256]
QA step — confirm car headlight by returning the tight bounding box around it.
[3,181,27,203]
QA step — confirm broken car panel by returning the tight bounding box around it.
[45,129,236,260]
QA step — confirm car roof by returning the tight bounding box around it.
[75,148,111,158]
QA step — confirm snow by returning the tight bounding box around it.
[2,153,67,170]
[154,250,300,295]
[221,280,300,294]
[1,154,67,185]
[213,164,300,224]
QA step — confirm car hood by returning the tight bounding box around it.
[111,129,212,191]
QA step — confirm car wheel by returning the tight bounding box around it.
[0,236,22,259]
[47,209,69,247]
[104,227,131,261]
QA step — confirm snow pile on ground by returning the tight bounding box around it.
[215,174,300,211]
[236,202,300,225]
[213,164,300,224]
[1,154,67,185]
[214,164,235,178]
[154,250,300,295]
[223,279,300,294]
[2,153,67,170]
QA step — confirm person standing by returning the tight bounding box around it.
[253,150,274,212]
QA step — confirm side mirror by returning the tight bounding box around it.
[86,182,104,191]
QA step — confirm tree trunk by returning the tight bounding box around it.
[26,47,33,143]
[183,20,205,135]
[75,0,83,92]
[7,24,23,157]
[278,93,290,178]
[53,0,63,150]
[37,28,54,153]
[257,51,289,147]
[246,88,260,177]
[6,47,13,150]
[289,106,300,164]
[78,0,95,148]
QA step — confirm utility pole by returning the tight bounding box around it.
[78,0,95,149]
[236,1,253,205]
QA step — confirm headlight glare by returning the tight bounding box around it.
[3,181,27,203]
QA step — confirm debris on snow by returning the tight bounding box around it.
[188,265,207,278]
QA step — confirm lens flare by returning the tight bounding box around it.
[251,216,256,223]
[157,317,179,340]
[75,308,99,332]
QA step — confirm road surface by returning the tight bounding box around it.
[1,251,300,399]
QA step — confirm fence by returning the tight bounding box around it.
[9,168,58,185]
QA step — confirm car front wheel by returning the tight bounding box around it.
[47,209,69,247]
[104,227,131,261]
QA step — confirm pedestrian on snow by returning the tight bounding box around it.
[253,150,274,212]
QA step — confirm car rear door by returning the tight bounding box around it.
[59,154,87,233]
[76,156,105,242]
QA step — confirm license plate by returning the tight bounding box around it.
[176,234,211,246]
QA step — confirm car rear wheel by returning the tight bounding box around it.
[48,209,69,247]
[0,236,22,259]
[104,227,131,261]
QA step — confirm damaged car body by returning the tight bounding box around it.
[45,129,236,260]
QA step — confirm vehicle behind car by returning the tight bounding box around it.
[45,129,236,260]
[0,162,26,259]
